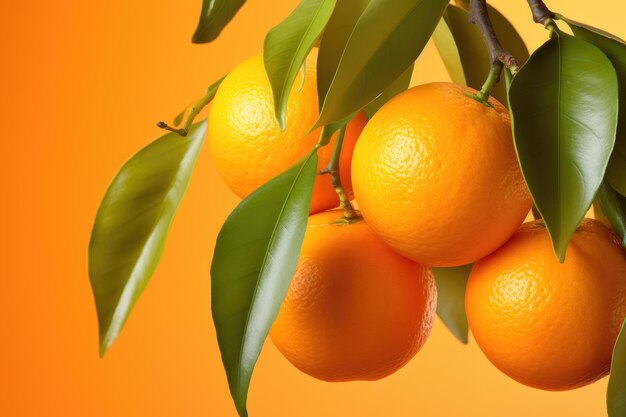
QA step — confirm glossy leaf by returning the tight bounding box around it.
[89,121,207,355]
[316,0,448,126]
[264,0,337,130]
[608,318,626,417]
[433,265,472,344]
[192,0,246,44]
[211,151,318,417]
[363,63,414,120]
[434,4,529,105]
[562,17,626,197]
[316,0,370,106]
[508,32,618,261]
[596,182,626,246]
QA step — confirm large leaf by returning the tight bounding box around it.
[432,16,466,85]
[315,0,448,126]
[561,18,626,197]
[508,32,618,261]
[192,0,246,44]
[433,265,472,344]
[89,121,207,355]
[363,63,414,120]
[211,151,318,417]
[316,0,371,106]
[608,318,626,417]
[433,4,529,105]
[264,0,337,130]
[596,182,626,246]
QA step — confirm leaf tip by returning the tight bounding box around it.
[274,108,287,131]
[553,242,567,264]
[98,339,110,358]
[191,30,207,44]
[236,403,249,417]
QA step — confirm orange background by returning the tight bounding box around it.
[2,0,624,416]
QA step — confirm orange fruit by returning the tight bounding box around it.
[351,82,532,267]
[466,218,626,390]
[270,210,437,382]
[208,51,366,214]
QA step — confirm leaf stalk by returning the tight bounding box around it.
[157,76,225,136]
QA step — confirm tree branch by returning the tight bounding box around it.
[527,0,553,25]
[469,0,519,72]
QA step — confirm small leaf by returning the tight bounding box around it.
[172,106,188,127]
[562,17,626,197]
[596,182,626,246]
[264,0,337,130]
[192,0,246,44]
[211,150,318,417]
[508,32,618,261]
[363,63,414,120]
[608,318,626,417]
[316,0,449,126]
[434,4,529,105]
[433,265,472,344]
[89,121,207,355]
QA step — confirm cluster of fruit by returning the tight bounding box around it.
[207,50,626,391]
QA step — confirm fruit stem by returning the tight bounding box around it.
[157,76,224,136]
[321,125,358,220]
[473,64,502,103]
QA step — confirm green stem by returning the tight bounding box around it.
[322,126,358,220]
[473,63,502,103]
[157,76,225,136]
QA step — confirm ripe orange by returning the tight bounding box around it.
[466,219,626,391]
[351,82,532,267]
[207,51,366,214]
[270,210,437,382]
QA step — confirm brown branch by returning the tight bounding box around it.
[469,0,519,73]
[527,0,554,25]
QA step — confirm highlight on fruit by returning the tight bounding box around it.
[87,0,626,416]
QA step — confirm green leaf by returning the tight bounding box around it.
[433,4,529,105]
[211,150,318,417]
[316,0,448,126]
[363,63,414,120]
[508,31,618,262]
[433,265,472,344]
[192,0,246,44]
[172,106,187,127]
[263,0,337,130]
[608,318,626,417]
[561,17,626,197]
[89,121,207,356]
[596,182,626,246]
[432,16,466,85]
[316,0,371,107]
